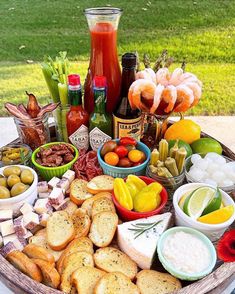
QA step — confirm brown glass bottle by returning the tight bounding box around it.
[113,53,142,140]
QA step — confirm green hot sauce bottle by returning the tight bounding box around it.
[89,76,112,151]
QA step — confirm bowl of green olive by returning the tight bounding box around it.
[0,144,32,167]
[0,165,38,213]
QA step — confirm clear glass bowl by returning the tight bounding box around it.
[0,144,32,167]
[185,154,235,194]
[146,165,185,197]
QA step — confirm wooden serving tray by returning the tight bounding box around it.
[0,127,234,294]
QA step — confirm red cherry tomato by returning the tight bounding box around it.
[118,157,132,167]
[120,137,137,146]
[132,162,142,167]
[114,145,128,159]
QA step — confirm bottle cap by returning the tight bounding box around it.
[68,74,80,86]
[93,76,107,88]
[122,53,137,68]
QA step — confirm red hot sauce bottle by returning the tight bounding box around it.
[66,74,89,152]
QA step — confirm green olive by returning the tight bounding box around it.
[0,178,7,187]
[11,183,29,197]
[20,169,34,185]
[0,186,10,199]
[3,166,21,177]
[7,174,21,188]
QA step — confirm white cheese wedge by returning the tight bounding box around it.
[37,181,49,193]
[117,212,172,270]
[34,198,52,214]
[23,212,39,230]
[48,177,60,189]
[0,210,13,222]
[0,220,15,237]
[20,202,34,215]
[49,187,64,205]
[62,170,75,183]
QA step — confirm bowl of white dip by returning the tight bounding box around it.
[157,226,217,281]
[173,183,235,241]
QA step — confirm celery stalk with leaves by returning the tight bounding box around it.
[41,51,70,141]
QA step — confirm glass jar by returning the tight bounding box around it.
[0,144,32,167]
[14,114,50,150]
[53,104,70,142]
[84,7,122,114]
[140,112,169,150]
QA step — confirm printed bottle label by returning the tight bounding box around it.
[89,127,112,151]
[69,125,89,151]
[113,115,142,141]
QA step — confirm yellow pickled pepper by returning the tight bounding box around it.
[113,178,133,210]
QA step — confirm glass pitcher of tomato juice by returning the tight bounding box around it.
[84,7,122,114]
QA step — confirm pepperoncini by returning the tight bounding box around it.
[113,178,133,210]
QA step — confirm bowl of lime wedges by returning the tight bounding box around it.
[173,183,235,242]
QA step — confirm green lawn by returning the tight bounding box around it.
[0,0,235,116]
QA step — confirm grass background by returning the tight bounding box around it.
[0,0,235,116]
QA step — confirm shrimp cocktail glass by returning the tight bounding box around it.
[84,7,122,114]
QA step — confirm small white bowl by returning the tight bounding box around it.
[173,183,235,241]
[0,165,38,214]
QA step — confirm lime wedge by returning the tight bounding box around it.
[202,188,222,216]
[183,187,216,219]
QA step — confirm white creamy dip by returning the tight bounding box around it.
[162,231,211,274]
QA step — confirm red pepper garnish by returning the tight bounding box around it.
[120,137,137,146]
[217,229,235,262]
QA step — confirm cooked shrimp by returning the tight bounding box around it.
[136,68,156,83]
[150,84,165,114]
[180,72,202,88]
[169,68,184,86]
[161,85,177,113]
[174,85,194,112]
[156,67,170,86]
[128,79,156,111]
[184,82,202,107]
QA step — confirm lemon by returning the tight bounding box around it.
[164,119,201,144]
[198,205,234,224]
[178,191,191,210]
[183,187,216,219]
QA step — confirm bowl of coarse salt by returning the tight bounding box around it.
[157,226,217,281]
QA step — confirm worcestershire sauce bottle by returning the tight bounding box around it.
[113,53,141,140]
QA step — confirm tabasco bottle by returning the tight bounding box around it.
[66,74,89,151]
[113,53,142,140]
[89,76,112,151]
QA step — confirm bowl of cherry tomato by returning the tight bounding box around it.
[97,137,151,178]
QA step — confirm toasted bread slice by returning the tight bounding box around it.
[94,272,140,294]
[136,270,182,294]
[71,208,91,238]
[72,266,105,294]
[35,228,46,237]
[81,192,112,217]
[94,247,137,280]
[32,258,60,289]
[60,251,94,294]
[23,244,55,265]
[91,197,116,219]
[87,175,114,194]
[47,211,75,251]
[63,199,78,215]
[57,237,94,274]
[70,179,93,205]
[6,251,42,282]
[29,235,63,262]
[89,212,118,247]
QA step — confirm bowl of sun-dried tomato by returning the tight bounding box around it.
[31,142,79,181]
